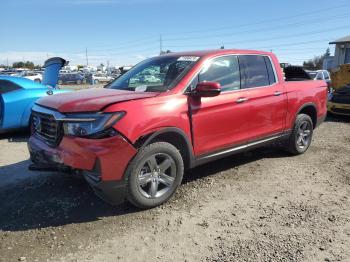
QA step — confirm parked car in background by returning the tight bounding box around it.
[16,71,43,83]
[306,70,331,89]
[0,57,69,133]
[58,73,86,85]
[28,50,327,209]
[92,73,113,84]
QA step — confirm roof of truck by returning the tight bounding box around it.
[161,49,273,58]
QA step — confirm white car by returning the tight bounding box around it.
[13,71,43,83]
[92,73,113,84]
[306,70,331,88]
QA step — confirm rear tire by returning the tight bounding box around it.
[126,142,184,209]
[285,114,313,155]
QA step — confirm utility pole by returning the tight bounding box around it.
[159,34,163,54]
[85,48,89,66]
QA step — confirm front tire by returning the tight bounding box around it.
[285,114,313,155]
[126,142,184,209]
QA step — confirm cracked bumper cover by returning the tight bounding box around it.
[28,135,137,205]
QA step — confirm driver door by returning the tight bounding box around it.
[189,55,252,156]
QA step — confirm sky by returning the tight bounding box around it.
[0,0,349,67]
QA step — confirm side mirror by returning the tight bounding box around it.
[192,82,221,97]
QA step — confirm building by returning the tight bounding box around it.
[323,56,335,70]
[329,35,350,67]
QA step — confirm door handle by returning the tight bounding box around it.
[236,97,248,103]
[274,91,282,96]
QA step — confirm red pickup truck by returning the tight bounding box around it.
[28,49,327,208]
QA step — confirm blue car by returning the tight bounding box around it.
[0,57,70,133]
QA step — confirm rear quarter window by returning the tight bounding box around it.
[0,80,22,94]
[264,56,276,84]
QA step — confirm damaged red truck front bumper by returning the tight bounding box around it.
[28,134,137,205]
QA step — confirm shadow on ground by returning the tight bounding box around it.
[0,130,29,143]
[0,146,288,232]
[325,113,350,123]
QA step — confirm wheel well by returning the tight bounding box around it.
[135,131,192,169]
[299,105,317,128]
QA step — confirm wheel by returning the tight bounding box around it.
[82,79,87,84]
[58,80,63,85]
[94,79,99,84]
[76,80,82,85]
[126,142,184,209]
[285,114,313,155]
[34,78,41,83]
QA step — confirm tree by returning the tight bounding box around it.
[12,61,36,69]
[302,48,331,70]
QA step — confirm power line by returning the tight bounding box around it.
[163,23,349,50]
[162,1,350,37]
[164,12,350,43]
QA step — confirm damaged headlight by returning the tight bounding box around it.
[62,112,125,138]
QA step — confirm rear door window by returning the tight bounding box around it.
[197,55,241,92]
[239,55,270,88]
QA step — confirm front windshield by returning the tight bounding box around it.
[106,55,200,92]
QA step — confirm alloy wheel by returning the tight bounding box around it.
[296,121,312,149]
[137,153,176,199]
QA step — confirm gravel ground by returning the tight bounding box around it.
[0,115,349,262]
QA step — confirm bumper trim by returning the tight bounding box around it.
[84,173,126,206]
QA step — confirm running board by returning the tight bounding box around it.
[194,132,290,167]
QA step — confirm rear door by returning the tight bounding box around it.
[239,55,287,140]
[189,55,251,156]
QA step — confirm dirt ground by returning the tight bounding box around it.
[0,115,349,262]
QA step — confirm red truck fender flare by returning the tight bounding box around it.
[295,102,318,128]
[134,127,196,169]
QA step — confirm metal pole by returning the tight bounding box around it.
[160,34,163,54]
[86,48,89,66]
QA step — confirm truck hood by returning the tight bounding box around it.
[36,88,159,112]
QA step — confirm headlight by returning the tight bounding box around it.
[62,112,125,138]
